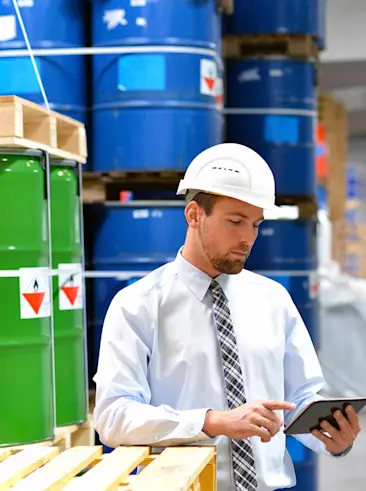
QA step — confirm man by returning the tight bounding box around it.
[93,143,361,491]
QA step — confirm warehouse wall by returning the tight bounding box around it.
[321,0,366,62]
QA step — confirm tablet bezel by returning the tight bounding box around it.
[284,397,366,435]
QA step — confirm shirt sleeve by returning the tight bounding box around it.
[282,289,348,458]
[92,289,211,448]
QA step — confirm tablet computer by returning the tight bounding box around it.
[284,397,366,435]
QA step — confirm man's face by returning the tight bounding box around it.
[193,196,264,274]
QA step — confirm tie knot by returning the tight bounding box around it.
[210,280,224,298]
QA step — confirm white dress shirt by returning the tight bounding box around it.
[93,249,337,491]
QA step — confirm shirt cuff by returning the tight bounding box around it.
[177,407,212,441]
[331,444,353,458]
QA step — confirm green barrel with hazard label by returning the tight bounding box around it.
[0,151,54,446]
[50,160,88,426]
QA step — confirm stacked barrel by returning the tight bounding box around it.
[86,0,227,386]
[222,2,327,491]
[0,149,88,447]
[90,0,223,172]
[0,0,87,124]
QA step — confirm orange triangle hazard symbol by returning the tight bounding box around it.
[23,292,45,315]
[62,286,79,305]
[204,77,215,91]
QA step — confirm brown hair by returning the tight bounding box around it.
[190,192,221,216]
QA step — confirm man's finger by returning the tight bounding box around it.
[344,405,361,433]
[249,424,272,442]
[320,420,342,442]
[334,411,355,439]
[258,407,283,429]
[312,429,331,445]
[255,416,279,437]
[262,400,297,411]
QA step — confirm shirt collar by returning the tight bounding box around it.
[175,247,228,302]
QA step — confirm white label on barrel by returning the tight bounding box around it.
[103,9,128,30]
[131,0,147,6]
[58,263,83,311]
[238,67,260,83]
[17,0,34,7]
[200,59,217,96]
[133,209,149,219]
[260,227,275,237]
[0,15,16,42]
[136,17,147,27]
[19,267,51,319]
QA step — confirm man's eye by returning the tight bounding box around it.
[229,220,241,225]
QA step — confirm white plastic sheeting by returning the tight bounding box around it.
[318,262,366,397]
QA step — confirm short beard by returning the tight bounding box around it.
[209,256,246,274]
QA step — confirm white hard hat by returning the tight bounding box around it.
[177,143,279,211]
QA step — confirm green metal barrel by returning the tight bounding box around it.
[0,152,54,446]
[50,161,88,426]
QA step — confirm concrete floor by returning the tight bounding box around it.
[318,409,366,491]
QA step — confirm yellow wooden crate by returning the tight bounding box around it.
[0,445,217,491]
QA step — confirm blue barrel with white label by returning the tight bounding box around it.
[0,0,86,123]
[245,217,319,347]
[92,0,221,50]
[280,438,318,491]
[92,49,223,171]
[224,0,326,50]
[225,57,316,196]
[246,217,319,491]
[88,201,186,380]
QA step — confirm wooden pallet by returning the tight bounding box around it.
[82,170,185,202]
[217,0,234,15]
[275,195,318,219]
[223,34,319,60]
[0,445,217,491]
[0,96,87,164]
[7,414,95,454]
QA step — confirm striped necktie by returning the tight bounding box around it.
[210,280,258,491]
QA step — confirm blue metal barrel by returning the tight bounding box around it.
[277,438,318,491]
[224,0,326,49]
[92,0,221,51]
[262,273,319,349]
[246,219,318,272]
[0,0,87,123]
[245,217,319,346]
[247,217,319,491]
[225,57,316,196]
[89,202,186,379]
[92,48,223,171]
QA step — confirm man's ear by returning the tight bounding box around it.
[185,201,201,229]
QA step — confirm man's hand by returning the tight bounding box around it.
[311,405,362,455]
[203,400,296,442]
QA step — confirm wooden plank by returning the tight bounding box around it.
[64,447,150,491]
[0,136,87,164]
[199,457,216,491]
[0,102,23,138]
[118,474,137,490]
[54,115,87,159]
[132,447,216,491]
[223,33,318,59]
[191,478,201,491]
[0,448,59,490]
[0,449,11,463]
[11,446,102,491]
